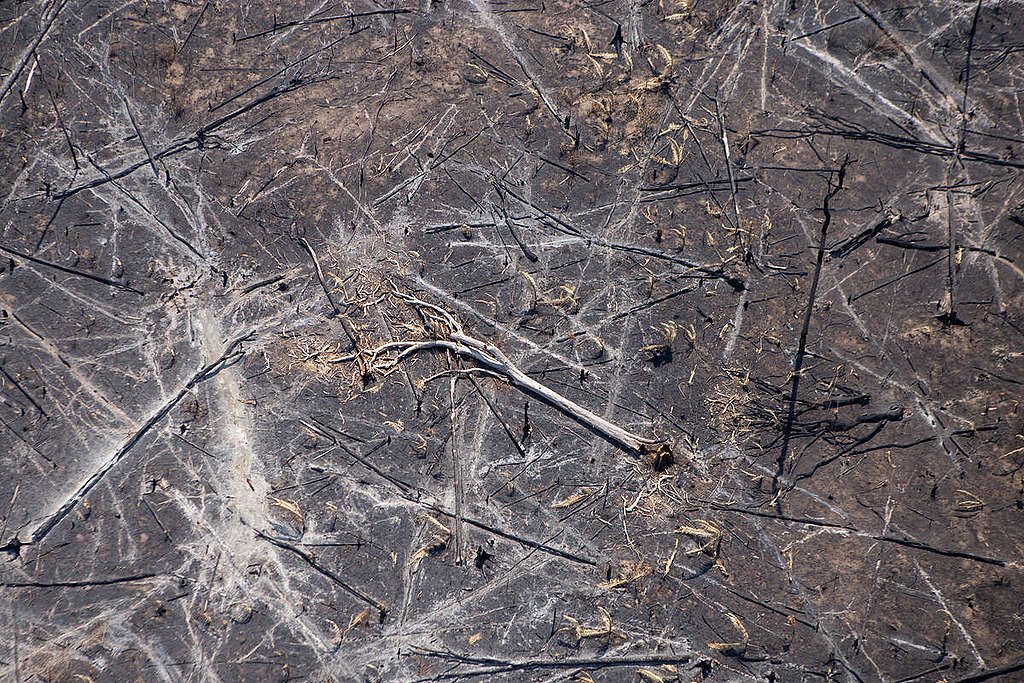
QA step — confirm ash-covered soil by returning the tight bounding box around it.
[1,0,1023,681]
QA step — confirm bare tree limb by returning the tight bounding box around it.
[333,291,674,469]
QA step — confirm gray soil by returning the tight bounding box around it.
[1,0,1023,681]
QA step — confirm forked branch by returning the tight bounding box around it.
[333,291,674,470]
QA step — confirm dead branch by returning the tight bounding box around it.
[411,646,692,677]
[19,332,254,547]
[332,291,674,470]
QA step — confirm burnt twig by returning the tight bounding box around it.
[0,0,70,112]
[775,159,848,493]
[19,333,253,546]
[2,573,160,588]
[0,363,46,417]
[0,242,142,294]
[411,648,691,679]
[256,531,388,618]
[55,77,321,200]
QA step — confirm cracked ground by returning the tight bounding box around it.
[1,0,1023,681]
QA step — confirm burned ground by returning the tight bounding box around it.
[1,0,1023,681]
